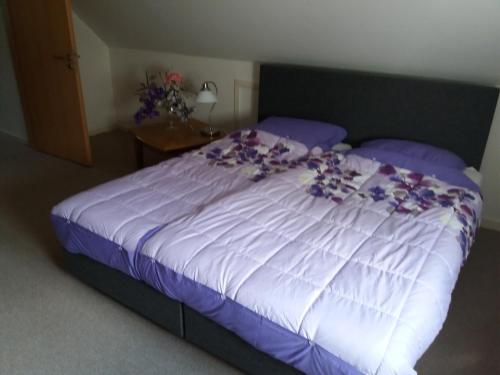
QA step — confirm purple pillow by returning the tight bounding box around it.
[255,117,347,150]
[361,139,466,170]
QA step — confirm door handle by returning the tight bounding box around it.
[53,53,80,70]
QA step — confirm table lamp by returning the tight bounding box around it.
[196,81,220,137]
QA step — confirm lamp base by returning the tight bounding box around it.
[200,126,221,138]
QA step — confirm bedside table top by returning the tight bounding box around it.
[130,118,224,152]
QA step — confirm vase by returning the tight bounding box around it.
[166,106,177,130]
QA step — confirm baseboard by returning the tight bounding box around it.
[481,217,500,232]
[0,128,28,143]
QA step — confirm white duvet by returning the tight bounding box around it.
[139,151,481,374]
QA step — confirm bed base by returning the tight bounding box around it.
[63,251,301,375]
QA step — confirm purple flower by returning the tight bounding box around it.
[458,230,468,254]
[331,196,343,204]
[247,130,258,139]
[379,164,396,175]
[464,193,475,201]
[349,170,361,177]
[307,160,320,170]
[456,212,468,226]
[419,203,431,211]
[367,186,388,202]
[395,206,411,214]
[460,204,473,216]
[372,194,386,202]
[420,189,435,200]
[438,199,454,208]
[246,148,258,158]
[407,172,423,181]
[245,139,259,147]
[273,143,290,154]
[327,182,337,190]
[309,184,324,197]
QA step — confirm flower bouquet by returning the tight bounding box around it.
[134,70,195,125]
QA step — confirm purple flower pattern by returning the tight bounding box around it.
[361,164,479,261]
[204,139,480,261]
[304,156,480,261]
[304,152,363,205]
[200,130,306,182]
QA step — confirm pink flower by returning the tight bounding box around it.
[165,71,183,84]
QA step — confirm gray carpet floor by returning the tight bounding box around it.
[0,130,498,375]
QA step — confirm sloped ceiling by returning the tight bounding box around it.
[73,0,500,85]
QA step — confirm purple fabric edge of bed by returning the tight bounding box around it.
[51,214,362,375]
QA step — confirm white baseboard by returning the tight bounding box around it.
[481,217,500,232]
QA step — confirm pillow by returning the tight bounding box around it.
[361,139,466,170]
[255,116,347,150]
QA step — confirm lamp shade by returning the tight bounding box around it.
[196,81,218,104]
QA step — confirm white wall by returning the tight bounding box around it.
[74,0,500,86]
[73,12,115,135]
[0,0,27,141]
[480,98,500,230]
[109,47,258,131]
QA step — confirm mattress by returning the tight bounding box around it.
[135,151,481,375]
[51,129,308,279]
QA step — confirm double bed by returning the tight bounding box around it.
[51,64,498,375]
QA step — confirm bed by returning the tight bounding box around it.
[52,64,499,375]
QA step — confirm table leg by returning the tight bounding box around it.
[135,138,144,169]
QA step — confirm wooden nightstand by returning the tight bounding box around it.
[130,118,224,168]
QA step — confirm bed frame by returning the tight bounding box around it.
[63,64,498,374]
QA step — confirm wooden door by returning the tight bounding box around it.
[6,0,92,165]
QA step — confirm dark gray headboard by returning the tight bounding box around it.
[258,64,499,169]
